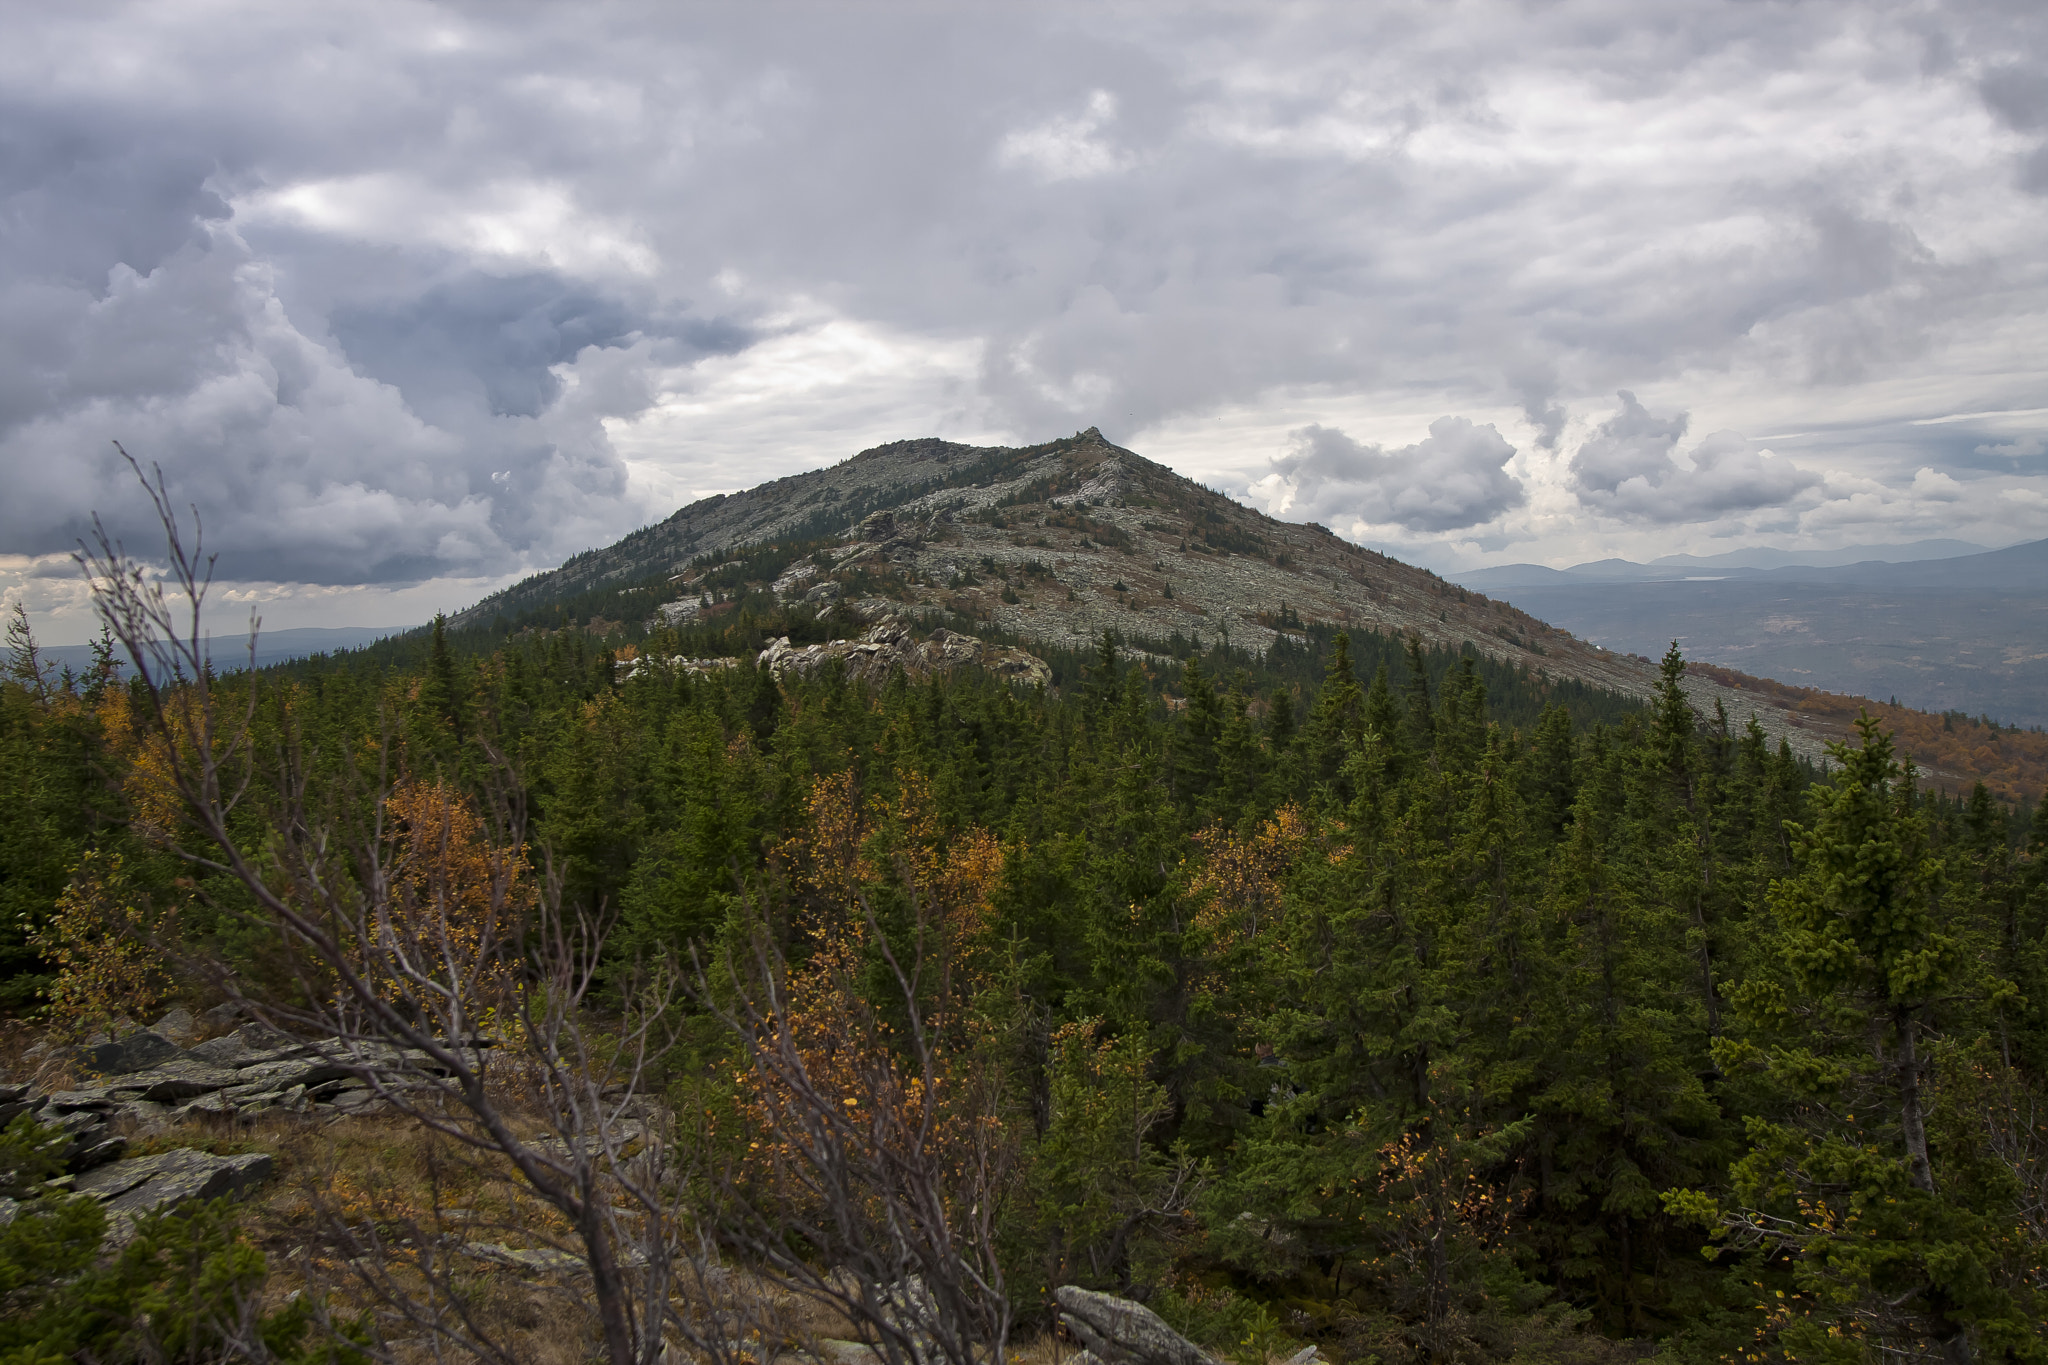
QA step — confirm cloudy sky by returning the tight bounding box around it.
[6,0,2047,639]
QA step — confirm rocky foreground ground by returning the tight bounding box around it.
[6,1007,1321,1365]
[2,1007,468,1243]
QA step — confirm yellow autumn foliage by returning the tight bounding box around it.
[31,849,174,1035]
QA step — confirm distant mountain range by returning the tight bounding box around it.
[34,625,408,676]
[1449,540,2048,727]
[1451,538,2015,590]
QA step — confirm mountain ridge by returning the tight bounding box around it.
[454,428,1654,686]
[442,428,2023,790]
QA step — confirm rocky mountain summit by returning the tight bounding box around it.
[464,428,1839,764]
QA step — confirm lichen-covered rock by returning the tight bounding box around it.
[187,1020,306,1067]
[1054,1286,1218,1365]
[0,1084,35,1128]
[74,1148,274,1240]
[223,1054,355,1092]
[33,1106,126,1173]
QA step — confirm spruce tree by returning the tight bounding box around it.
[1681,715,2043,1362]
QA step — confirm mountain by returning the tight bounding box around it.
[454,427,1917,775]
[456,428,1658,687]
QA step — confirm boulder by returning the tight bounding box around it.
[199,1001,245,1030]
[152,1006,197,1046]
[221,1054,354,1092]
[874,1275,941,1345]
[120,1098,175,1128]
[185,1034,251,1066]
[1054,1286,1218,1365]
[758,620,1050,688]
[81,1029,185,1076]
[809,1341,880,1365]
[71,1132,128,1171]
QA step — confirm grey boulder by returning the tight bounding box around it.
[199,1000,245,1028]
[153,1006,197,1046]
[1054,1286,1218,1365]
[0,1084,35,1127]
[29,1106,127,1173]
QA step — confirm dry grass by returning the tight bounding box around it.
[198,1107,856,1364]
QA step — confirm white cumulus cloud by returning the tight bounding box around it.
[1569,392,1822,523]
[1268,417,1525,533]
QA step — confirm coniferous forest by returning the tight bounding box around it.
[4,587,2046,1365]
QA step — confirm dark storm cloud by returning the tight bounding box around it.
[328,271,749,423]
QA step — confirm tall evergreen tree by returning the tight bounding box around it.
[1685,715,2043,1362]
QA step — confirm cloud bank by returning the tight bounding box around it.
[2,0,2046,632]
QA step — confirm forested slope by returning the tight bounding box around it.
[6,593,2045,1361]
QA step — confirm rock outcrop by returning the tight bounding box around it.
[756,620,1051,688]
[15,1022,494,1167]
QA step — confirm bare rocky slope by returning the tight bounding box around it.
[458,429,1845,767]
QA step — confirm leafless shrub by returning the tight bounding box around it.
[685,886,1019,1365]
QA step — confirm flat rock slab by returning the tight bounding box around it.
[102,1060,246,1102]
[229,1055,355,1091]
[187,1022,308,1067]
[74,1148,274,1235]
